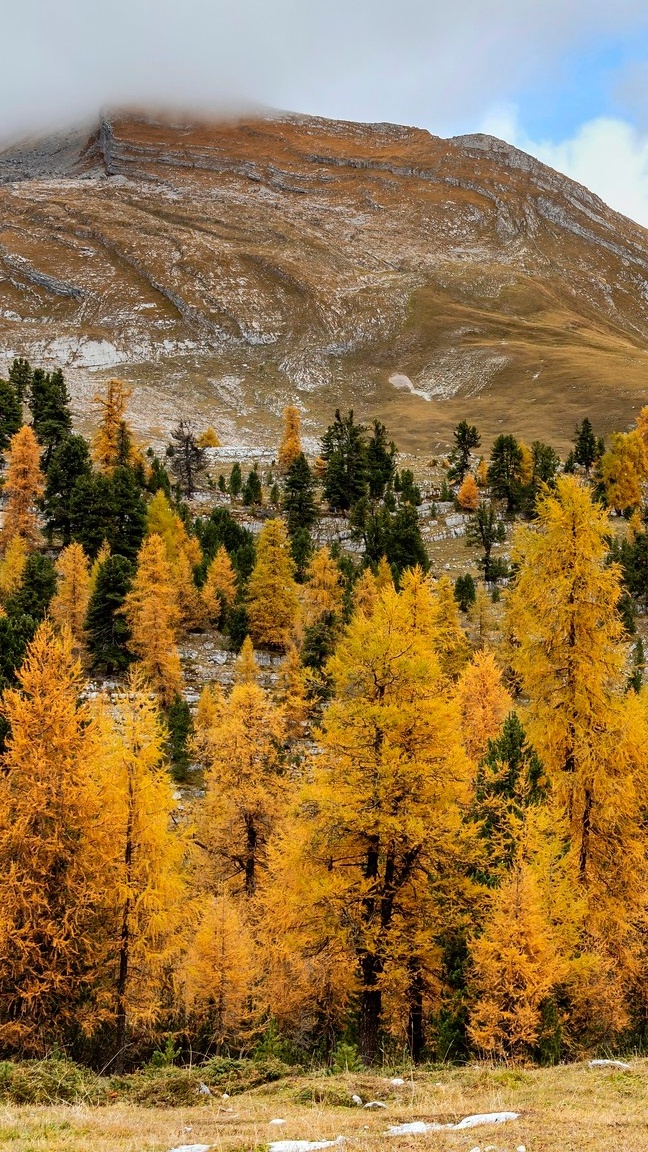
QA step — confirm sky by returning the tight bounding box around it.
[4,0,648,226]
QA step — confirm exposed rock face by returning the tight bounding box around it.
[1,109,648,450]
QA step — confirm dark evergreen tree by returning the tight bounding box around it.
[169,420,206,496]
[366,419,396,499]
[29,368,72,469]
[69,467,146,560]
[290,526,313,580]
[573,417,598,475]
[397,468,422,506]
[8,357,32,404]
[448,421,481,483]
[629,637,645,694]
[217,474,227,493]
[42,434,92,544]
[229,462,242,498]
[283,452,317,534]
[166,695,193,782]
[146,454,172,498]
[487,434,524,512]
[242,466,263,506]
[471,712,546,885]
[85,555,134,672]
[0,378,22,452]
[0,613,37,753]
[454,573,476,613]
[270,482,280,505]
[320,408,368,512]
[353,501,428,579]
[5,554,56,621]
[465,501,506,582]
[302,610,338,671]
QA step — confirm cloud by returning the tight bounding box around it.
[2,0,648,143]
[481,105,648,228]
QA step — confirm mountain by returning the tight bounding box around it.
[1,108,648,452]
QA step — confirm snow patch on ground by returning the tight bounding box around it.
[387,1111,519,1135]
[389,373,432,401]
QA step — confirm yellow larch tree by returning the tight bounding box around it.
[95,674,188,1068]
[202,545,238,624]
[375,555,394,590]
[276,642,310,739]
[457,649,512,762]
[146,490,204,631]
[0,533,27,603]
[0,624,111,1054]
[183,892,256,1050]
[519,439,534,487]
[457,473,479,511]
[190,682,225,767]
[264,582,473,1062]
[300,547,345,630]
[600,429,647,513]
[2,425,45,550]
[431,574,471,679]
[200,667,286,897]
[468,860,565,1062]
[476,458,488,486]
[352,566,379,617]
[50,542,91,656]
[277,404,302,473]
[92,379,140,472]
[246,518,300,651]
[506,475,648,964]
[123,533,183,704]
[468,580,496,648]
[197,426,221,448]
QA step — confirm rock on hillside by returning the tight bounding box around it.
[1,108,648,451]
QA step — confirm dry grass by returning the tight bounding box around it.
[2,1061,648,1152]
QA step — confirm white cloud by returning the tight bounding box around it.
[2,0,648,142]
[480,107,648,229]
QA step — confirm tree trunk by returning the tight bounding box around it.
[407,965,424,1063]
[244,818,257,896]
[114,776,134,1073]
[358,953,382,1065]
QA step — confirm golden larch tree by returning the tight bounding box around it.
[457,649,512,762]
[123,533,183,704]
[0,624,110,1053]
[182,892,256,1051]
[202,545,238,623]
[300,547,345,630]
[506,475,648,948]
[246,518,300,651]
[265,582,472,1062]
[0,533,27,603]
[96,674,188,1068]
[431,575,471,679]
[146,490,204,631]
[92,379,140,472]
[200,669,286,897]
[277,404,302,473]
[276,642,310,739]
[468,861,564,1062]
[2,425,45,550]
[50,542,91,655]
[197,425,221,448]
[352,567,379,617]
[457,473,479,511]
[600,429,647,513]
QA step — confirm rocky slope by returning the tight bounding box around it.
[1,109,648,451]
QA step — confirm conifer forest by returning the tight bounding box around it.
[4,356,648,1083]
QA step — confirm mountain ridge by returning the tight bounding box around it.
[1,108,647,452]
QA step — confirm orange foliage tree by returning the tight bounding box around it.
[277,405,302,473]
[123,533,183,704]
[246,518,300,650]
[2,425,45,550]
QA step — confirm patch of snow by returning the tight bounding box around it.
[351,1094,363,1106]
[269,1119,287,1125]
[389,373,431,402]
[389,1078,405,1086]
[589,1059,631,1070]
[269,1139,345,1152]
[168,1145,211,1152]
[387,1112,519,1135]
[364,1101,387,1109]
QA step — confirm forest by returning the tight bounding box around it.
[2,356,648,1075]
